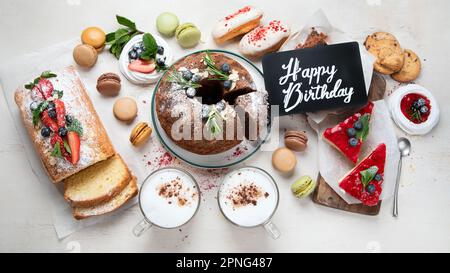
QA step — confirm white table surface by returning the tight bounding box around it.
[0,0,449,253]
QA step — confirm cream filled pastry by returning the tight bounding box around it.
[119,34,172,85]
[388,84,439,135]
[239,20,290,58]
[212,6,263,44]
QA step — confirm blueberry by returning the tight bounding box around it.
[157,46,164,55]
[30,101,39,111]
[366,184,376,194]
[191,74,202,83]
[221,63,231,74]
[347,128,356,137]
[201,105,210,119]
[48,109,57,119]
[135,48,143,57]
[58,127,68,137]
[133,43,141,51]
[156,57,166,67]
[223,80,232,90]
[216,101,225,112]
[65,115,73,124]
[139,43,145,50]
[353,120,363,130]
[417,98,426,107]
[47,101,55,110]
[412,101,420,110]
[182,70,193,81]
[420,105,429,114]
[186,87,197,98]
[41,127,51,138]
[348,137,358,147]
[128,50,138,60]
[374,174,382,181]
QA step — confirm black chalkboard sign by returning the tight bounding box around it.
[262,42,367,115]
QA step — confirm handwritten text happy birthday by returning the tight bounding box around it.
[279,58,355,112]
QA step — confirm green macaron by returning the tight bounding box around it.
[291,175,316,198]
[156,12,180,37]
[175,23,201,48]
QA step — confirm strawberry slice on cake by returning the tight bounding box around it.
[339,143,386,206]
[323,102,374,164]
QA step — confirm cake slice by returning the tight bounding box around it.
[339,143,386,206]
[323,102,374,164]
[72,176,138,220]
[64,154,131,207]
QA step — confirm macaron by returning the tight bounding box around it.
[96,73,121,96]
[291,175,316,198]
[175,23,201,48]
[156,12,180,37]
[284,130,308,152]
[272,147,297,175]
[81,26,106,52]
[73,44,98,68]
[113,97,138,123]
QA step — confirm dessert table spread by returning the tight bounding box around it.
[0,0,449,253]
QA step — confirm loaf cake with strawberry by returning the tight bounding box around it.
[14,66,115,183]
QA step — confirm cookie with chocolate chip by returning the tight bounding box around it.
[391,49,421,83]
[364,32,404,75]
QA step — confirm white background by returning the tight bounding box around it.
[0,0,449,252]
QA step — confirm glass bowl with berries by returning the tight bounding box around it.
[388,84,440,135]
[119,33,172,85]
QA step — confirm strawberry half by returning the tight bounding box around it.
[53,99,66,128]
[37,78,54,99]
[128,59,156,74]
[41,110,58,132]
[67,131,80,165]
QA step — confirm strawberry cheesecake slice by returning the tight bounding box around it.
[339,143,386,206]
[323,102,374,164]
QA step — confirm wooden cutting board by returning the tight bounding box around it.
[312,74,386,215]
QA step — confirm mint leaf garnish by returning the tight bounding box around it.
[32,101,48,126]
[360,166,378,188]
[67,118,83,136]
[355,114,370,142]
[63,140,71,155]
[41,71,57,79]
[52,89,63,99]
[116,15,136,30]
[203,51,229,81]
[106,15,143,59]
[51,142,62,158]
[140,33,158,61]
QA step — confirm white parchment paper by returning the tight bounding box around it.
[0,39,153,239]
[309,100,400,204]
[280,9,376,124]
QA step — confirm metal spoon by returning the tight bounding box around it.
[393,137,411,217]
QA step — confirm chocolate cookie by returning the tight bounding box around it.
[391,49,421,83]
[364,32,404,75]
[97,73,121,96]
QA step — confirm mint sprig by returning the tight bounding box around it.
[106,15,143,59]
[24,71,57,90]
[355,114,370,142]
[67,118,83,137]
[140,33,158,60]
[32,101,48,126]
[51,142,62,158]
[360,166,378,188]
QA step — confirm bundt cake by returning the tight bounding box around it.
[155,51,268,155]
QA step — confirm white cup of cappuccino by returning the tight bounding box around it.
[218,166,281,239]
[133,167,200,236]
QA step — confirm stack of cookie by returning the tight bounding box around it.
[364,32,421,83]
